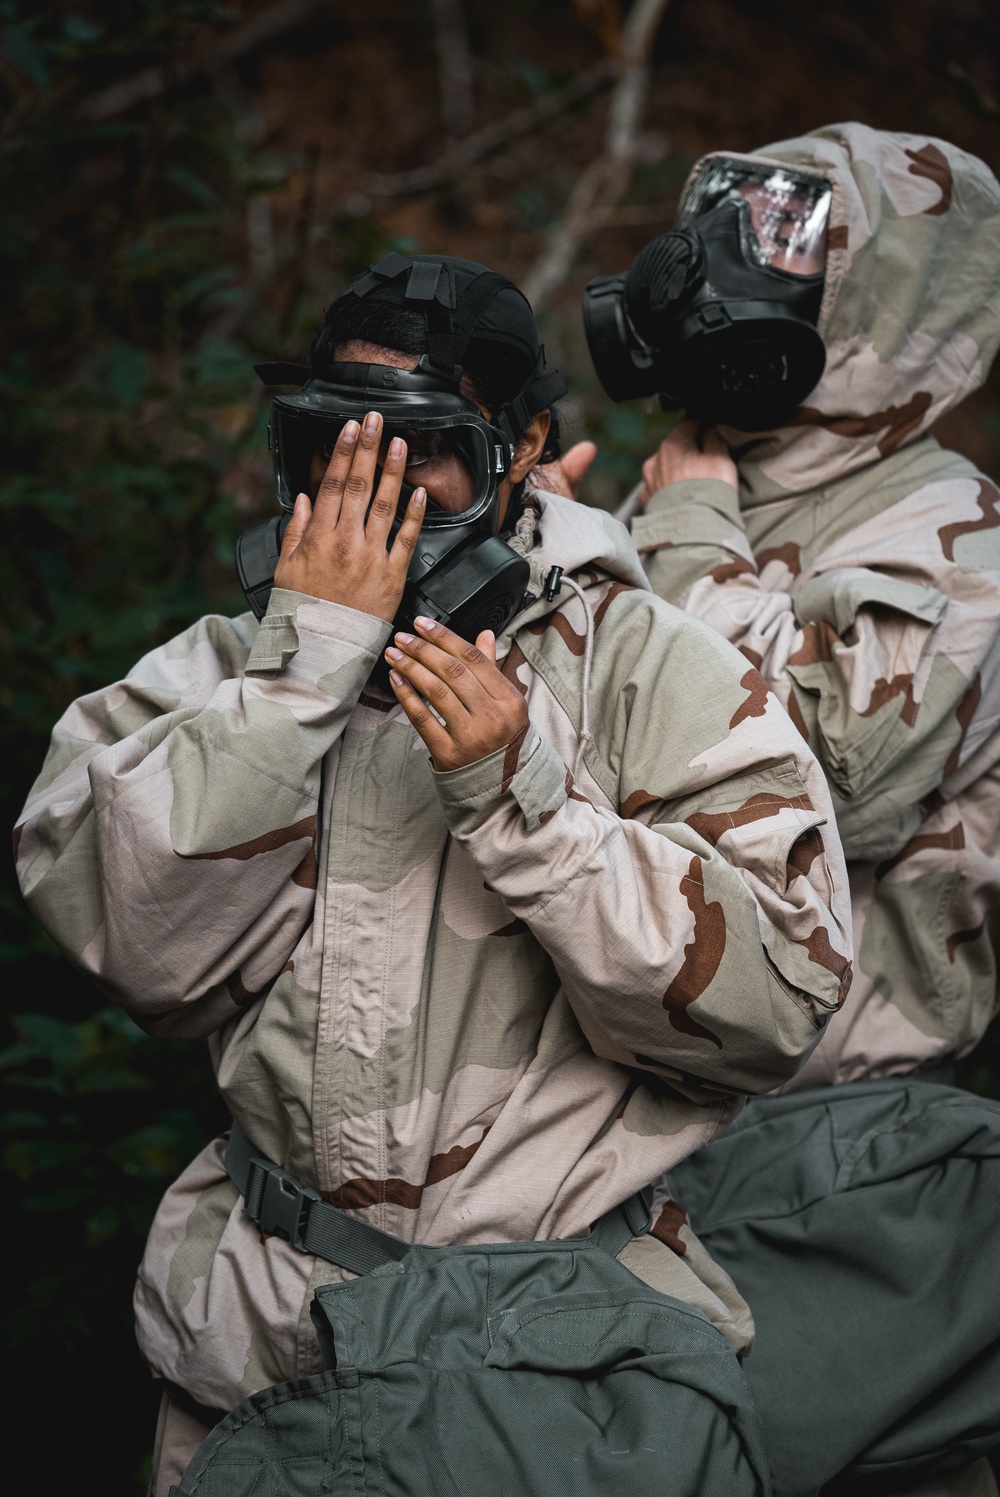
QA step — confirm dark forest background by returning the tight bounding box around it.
[2,1,999,1487]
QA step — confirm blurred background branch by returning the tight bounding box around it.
[353,58,615,201]
[431,0,475,139]
[525,0,671,310]
[77,0,333,122]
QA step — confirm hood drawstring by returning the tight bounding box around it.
[544,564,596,779]
[509,498,540,558]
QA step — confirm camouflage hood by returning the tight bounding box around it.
[685,122,1000,504]
[508,484,651,637]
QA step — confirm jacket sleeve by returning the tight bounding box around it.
[633,474,1000,860]
[433,591,853,1098]
[14,589,391,1036]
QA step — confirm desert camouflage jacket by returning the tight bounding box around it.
[633,123,1000,1090]
[16,489,850,1410]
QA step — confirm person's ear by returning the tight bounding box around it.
[509,410,551,484]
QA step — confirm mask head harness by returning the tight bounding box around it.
[236,254,566,679]
[582,159,831,430]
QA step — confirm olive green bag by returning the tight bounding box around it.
[669,1076,1000,1496]
[168,1131,771,1497]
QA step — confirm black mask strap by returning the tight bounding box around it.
[401,260,457,371]
[496,347,568,450]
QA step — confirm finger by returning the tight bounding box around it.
[387,665,461,756]
[561,440,598,490]
[405,618,502,706]
[412,616,476,661]
[385,641,474,725]
[389,668,453,757]
[387,485,426,576]
[280,493,312,560]
[701,427,729,458]
[339,410,383,530]
[311,420,360,531]
[365,434,408,545]
[475,629,496,665]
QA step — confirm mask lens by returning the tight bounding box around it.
[274,410,491,523]
[680,160,831,277]
[397,429,445,464]
[381,424,479,516]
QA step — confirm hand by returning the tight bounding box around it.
[527,439,598,499]
[639,418,738,508]
[273,410,426,622]
[386,618,530,772]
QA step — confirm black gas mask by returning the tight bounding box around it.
[582,159,831,430]
[236,254,566,681]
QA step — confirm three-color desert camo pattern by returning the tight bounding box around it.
[16,475,850,1409]
[635,122,1000,1091]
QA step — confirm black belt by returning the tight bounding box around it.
[226,1121,652,1275]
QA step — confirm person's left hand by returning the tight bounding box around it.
[386,618,529,772]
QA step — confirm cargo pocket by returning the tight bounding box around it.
[476,1287,771,1497]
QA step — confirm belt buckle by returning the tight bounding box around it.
[244,1158,320,1250]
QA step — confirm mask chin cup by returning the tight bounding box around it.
[368,536,529,692]
[666,302,827,430]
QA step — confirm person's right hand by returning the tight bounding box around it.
[639,418,738,507]
[527,439,598,499]
[273,410,426,623]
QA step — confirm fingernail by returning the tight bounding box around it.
[412,487,426,509]
[385,646,403,661]
[388,436,404,459]
[364,411,380,433]
[389,670,403,688]
[414,616,436,631]
[342,420,359,443]
[394,632,414,645]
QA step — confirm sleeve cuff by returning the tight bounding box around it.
[632,478,750,556]
[246,588,392,676]
[433,725,572,834]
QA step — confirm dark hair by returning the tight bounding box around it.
[311,296,532,417]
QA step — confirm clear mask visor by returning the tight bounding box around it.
[274,409,499,525]
[680,159,832,277]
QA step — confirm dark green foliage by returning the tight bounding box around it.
[1,1002,227,1350]
[1,4,271,1483]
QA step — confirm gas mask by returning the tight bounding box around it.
[582,159,831,430]
[236,254,566,682]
